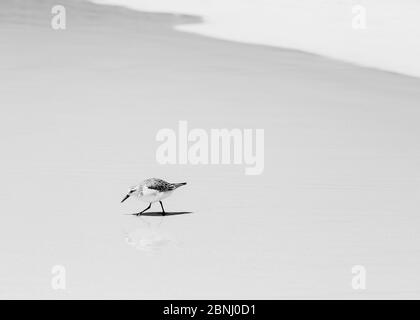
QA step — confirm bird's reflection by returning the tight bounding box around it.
[123,216,180,253]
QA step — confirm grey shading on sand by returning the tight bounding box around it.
[123,216,183,253]
[0,0,420,299]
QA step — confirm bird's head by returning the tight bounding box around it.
[121,185,140,203]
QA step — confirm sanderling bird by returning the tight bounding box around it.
[121,178,187,216]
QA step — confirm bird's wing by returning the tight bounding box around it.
[144,178,174,192]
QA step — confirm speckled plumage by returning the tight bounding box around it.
[121,178,187,215]
[138,178,185,194]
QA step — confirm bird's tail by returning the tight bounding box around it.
[172,182,187,189]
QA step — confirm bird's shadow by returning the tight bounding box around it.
[129,211,193,217]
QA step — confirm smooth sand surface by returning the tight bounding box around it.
[1,0,420,298]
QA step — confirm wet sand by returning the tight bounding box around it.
[1,0,420,298]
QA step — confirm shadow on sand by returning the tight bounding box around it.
[129,211,193,217]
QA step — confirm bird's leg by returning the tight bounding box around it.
[136,203,151,216]
[159,201,166,216]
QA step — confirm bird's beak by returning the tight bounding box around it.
[121,194,130,203]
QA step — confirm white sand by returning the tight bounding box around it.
[0,0,420,299]
[92,0,420,78]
